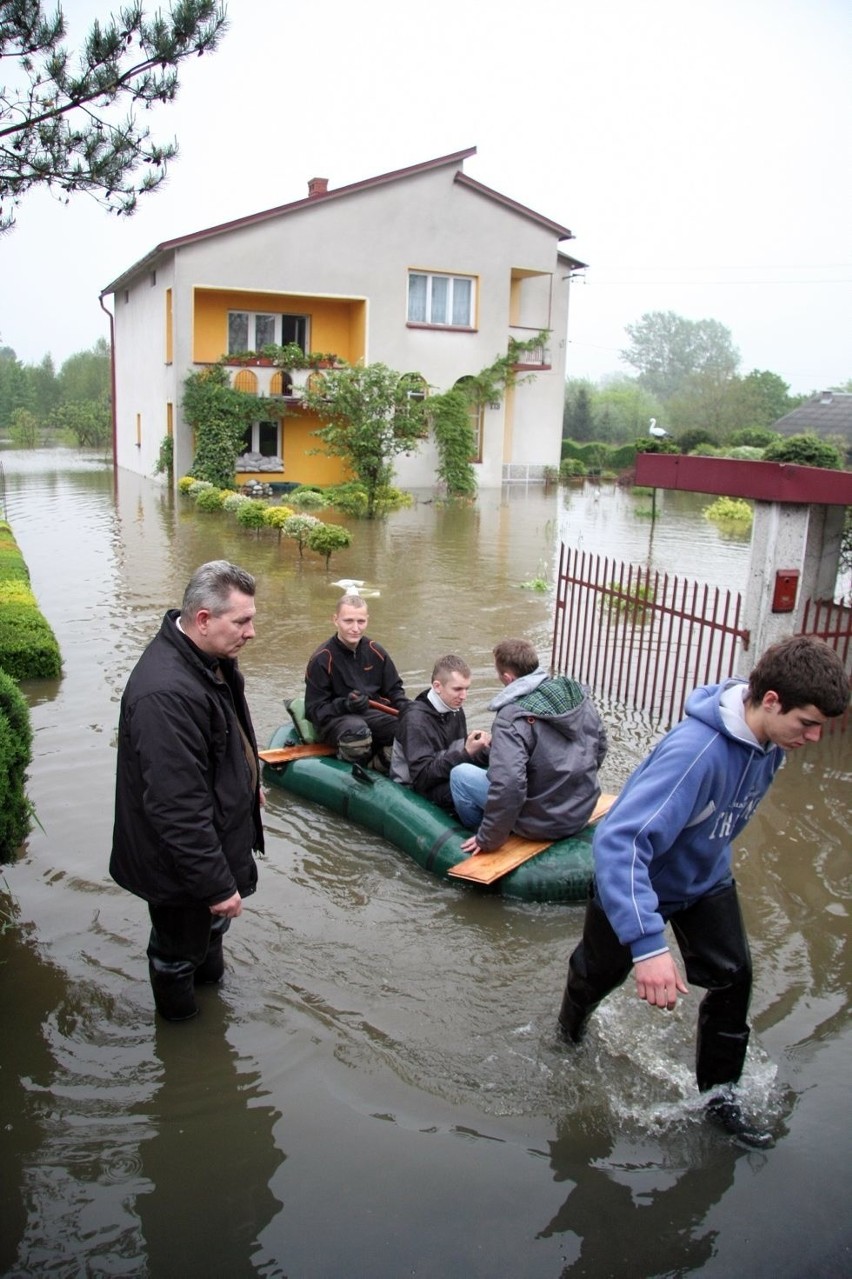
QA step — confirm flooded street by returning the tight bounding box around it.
[1,450,850,1278]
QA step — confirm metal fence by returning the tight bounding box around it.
[550,545,750,729]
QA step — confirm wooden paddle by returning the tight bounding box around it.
[368,700,399,716]
[448,793,618,885]
[258,743,336,765]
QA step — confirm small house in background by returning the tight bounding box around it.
[772,391,852,462]
[100,147,584,492]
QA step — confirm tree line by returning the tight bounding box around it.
[565,309,851,455]
[0,337,111,447]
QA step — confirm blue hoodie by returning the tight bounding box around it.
[593,679,785,962]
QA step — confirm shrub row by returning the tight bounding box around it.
[0,667,32,861]
[177,479,354,566]
[0,521,62,680]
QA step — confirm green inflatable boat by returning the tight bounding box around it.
[261,722,598,904]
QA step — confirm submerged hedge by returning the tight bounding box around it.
[0,521,61,680]
[0,667,32,861]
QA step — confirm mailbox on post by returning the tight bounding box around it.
[771,570,799,613]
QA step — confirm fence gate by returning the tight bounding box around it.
[550,545,750,729]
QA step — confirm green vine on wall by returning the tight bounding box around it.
[431,330,552,499]
[182,365,282,490]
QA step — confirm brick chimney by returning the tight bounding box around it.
[307,177,329,198]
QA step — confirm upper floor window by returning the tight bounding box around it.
[228,312,309,354]
[407,272,474,328]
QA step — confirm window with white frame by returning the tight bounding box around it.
[228,312,309,354]
[241,420,281,457]
[407,272,475,327]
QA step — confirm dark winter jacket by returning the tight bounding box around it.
[390,689,471,809]
[477,669,608,850]
[304,633,408,735]
[110,610,263,907]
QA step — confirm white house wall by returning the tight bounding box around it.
[113,157,571,488]
[112,259,176,479]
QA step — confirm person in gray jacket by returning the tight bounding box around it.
[450,638,608,853]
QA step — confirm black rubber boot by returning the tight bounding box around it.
[193,937,225,985]
[557,989,591,1044]
[149,957,199,1021]
[147,903,212,1021]
[193,915,229,985]
[337,728,373,763]
[705,1090,773,1149]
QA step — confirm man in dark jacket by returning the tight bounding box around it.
[110,561,264,1022]
[450,639,608,852]
[304,593,409,770]
[389,655,491,809]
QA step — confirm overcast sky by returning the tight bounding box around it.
[2,0,850,394]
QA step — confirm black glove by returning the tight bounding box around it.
[347,690,369,713]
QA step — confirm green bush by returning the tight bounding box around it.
[0,668,32,861]
[235,500,269,531]
[288,487,328,509]
[608,442,638,470]
[559,457,587,481]
[222,492,252,513]
[194,487,228,512]
[307,522,353,567]
[0,522,61,680]
[727,446,766,461]
[263,505,295,532]
[704,497,753,527]
[762,433,843,470]
[283,513,321,556]
[729,427,779,449]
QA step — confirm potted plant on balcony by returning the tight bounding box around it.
[264,344,342,394]
[220,350,274,367]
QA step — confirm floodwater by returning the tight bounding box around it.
[0,449,850,1278]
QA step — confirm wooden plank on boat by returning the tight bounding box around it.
[448,794,618,885]
[259,743,336,765]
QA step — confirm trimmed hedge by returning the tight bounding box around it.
[0,666,33,861]
[561,440,638,471]
[0,521,62,680]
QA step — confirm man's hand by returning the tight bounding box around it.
[465,729,491,757]
[461,835,485,856]
[347,690,369,713]
[210,892,242,919]
[633,953,689,1010]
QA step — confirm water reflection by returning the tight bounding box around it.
[539,1119,740,1275]
[1,450,849,1278]
[139,1002,284,1277]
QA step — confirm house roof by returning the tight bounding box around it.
[772,391,852,441]
[101,146,576,295]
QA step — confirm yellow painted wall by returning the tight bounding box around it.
[192,289,366,364]
[282,410,348,486]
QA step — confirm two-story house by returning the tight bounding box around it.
[100,147,584,491]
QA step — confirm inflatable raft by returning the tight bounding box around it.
[261,723,600,904]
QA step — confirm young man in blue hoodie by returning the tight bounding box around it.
[557,635,849,1148]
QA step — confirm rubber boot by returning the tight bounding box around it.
[705,1087,773,1149]
[193,916,229,985]
[557,987,591,1044]
[149,956,199,1021]
[147,903,211,1021]
[337,728,373,763]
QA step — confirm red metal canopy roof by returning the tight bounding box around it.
[634,454,852,505]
